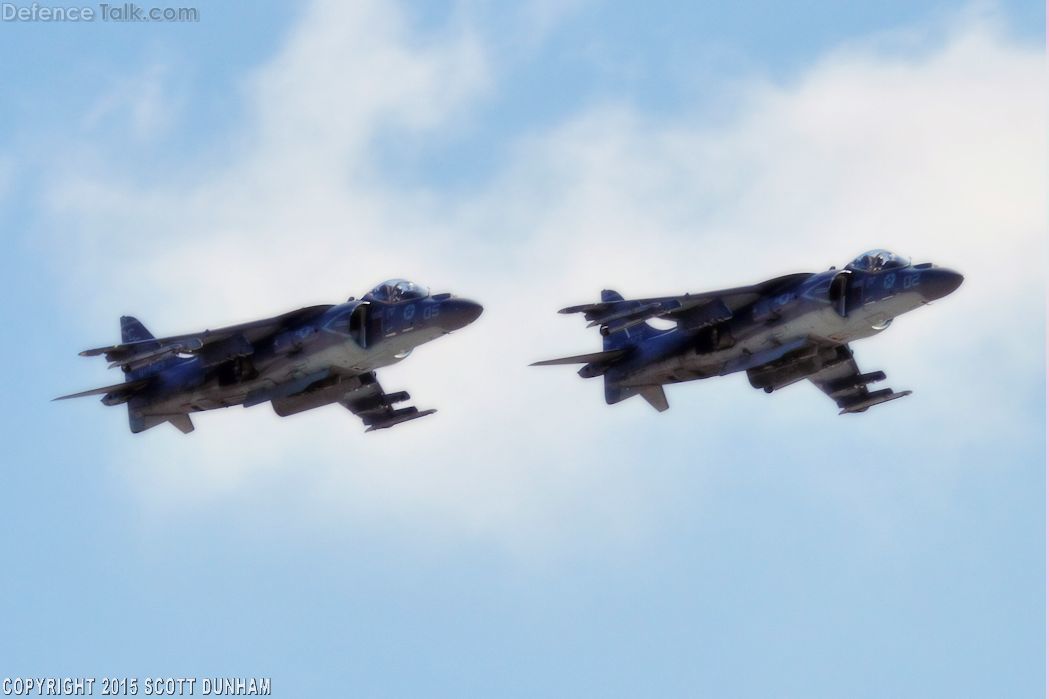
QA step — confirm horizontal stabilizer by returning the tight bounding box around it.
[80,336,199,358]
[54,378,149,401]
[531,349,627,366]
[585,302,663,328]
[559,302,606,315]
[106,341,201,370]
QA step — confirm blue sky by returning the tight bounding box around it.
[0,1,1044,697]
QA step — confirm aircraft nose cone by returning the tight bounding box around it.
[439,298,483,331]
[921,268,964,301]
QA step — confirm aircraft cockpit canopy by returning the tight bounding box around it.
[847,249,910,273]
[366,279,430,303]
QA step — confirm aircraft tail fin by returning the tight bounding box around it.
[121,316,159,346]
[600,289,661,351]
[594,290,666,410]
[119,316,166,378]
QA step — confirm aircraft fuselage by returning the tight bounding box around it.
[611,264,960,388]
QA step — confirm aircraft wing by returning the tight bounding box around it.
[338,372,436,431]
[561,273,812,334]
[807,345,911,414]
[79,305,334,370]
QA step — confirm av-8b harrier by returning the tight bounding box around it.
[534,250,962,414]
[57,280,483,433]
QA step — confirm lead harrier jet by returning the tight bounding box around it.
[534,250,962,414]
[57,280,483,433]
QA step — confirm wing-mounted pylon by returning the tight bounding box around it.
[748,341,912,414]
[338,373,436,431]
[268,371,436,431]
[805,344,911,413]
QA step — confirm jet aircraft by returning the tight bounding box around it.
[57,280,483,433]
[533,250,962,414]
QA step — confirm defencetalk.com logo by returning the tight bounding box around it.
[1,2,199,22]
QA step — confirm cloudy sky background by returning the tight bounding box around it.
[0,1,1044,696]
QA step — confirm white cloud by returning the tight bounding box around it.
[82,62,179,141]
[45,4,1044,557]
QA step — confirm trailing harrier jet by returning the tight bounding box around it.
[58,280,483,433]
